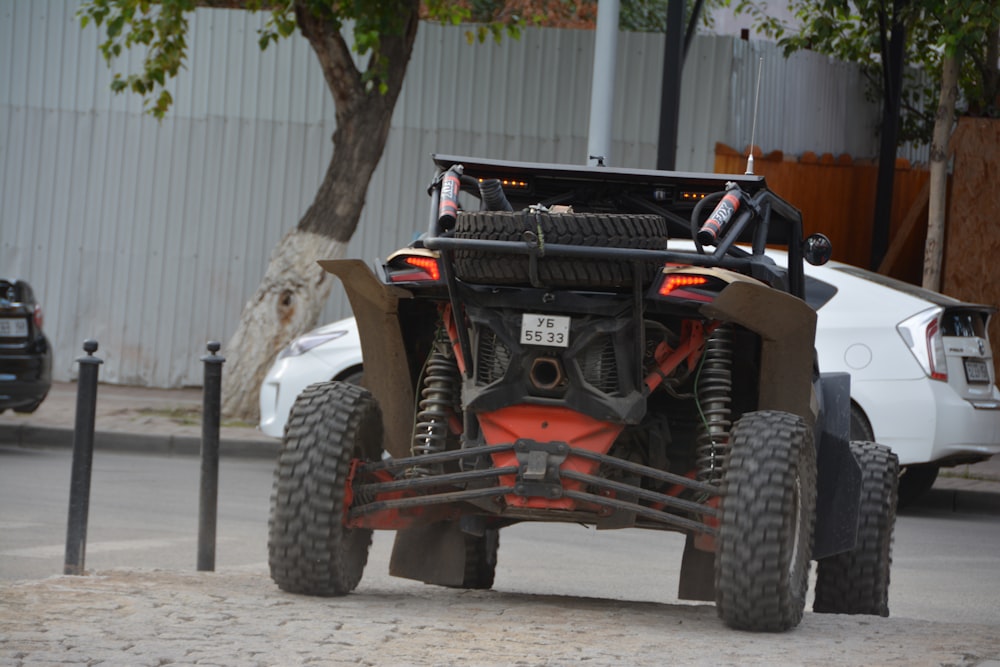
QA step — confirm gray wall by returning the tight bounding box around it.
[1,0,884,387]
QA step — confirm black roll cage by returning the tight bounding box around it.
[419,153,807,300]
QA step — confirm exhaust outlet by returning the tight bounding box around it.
[530,357,565,391]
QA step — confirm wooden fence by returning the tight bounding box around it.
[941,118,1000,381]
[714,143,930,283]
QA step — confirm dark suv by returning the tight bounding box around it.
[0,279,52,414]
[267,155,898,632]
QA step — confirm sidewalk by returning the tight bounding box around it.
[0,381,280,459]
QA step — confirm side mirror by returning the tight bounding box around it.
[803,233,833,266]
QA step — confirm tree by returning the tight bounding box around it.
[918,2,999,291]
[80,0,523,420]
[729,0,1000,276]
[80,0,728,420]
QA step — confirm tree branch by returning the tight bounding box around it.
[293,0,364,115]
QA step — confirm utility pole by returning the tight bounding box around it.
[587,0,620,167]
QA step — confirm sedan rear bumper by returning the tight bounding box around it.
[855,378,1000,467]
[0,352,52,411]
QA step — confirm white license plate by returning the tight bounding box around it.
[0,318,27,338]
[520,313,570,348]
[964,358,990,384]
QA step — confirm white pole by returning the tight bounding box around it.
[587,0,620,167]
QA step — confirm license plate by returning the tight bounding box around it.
[964,358,991,384]
[0,318,27,338]
[520,313,570,348]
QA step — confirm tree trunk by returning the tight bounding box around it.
[220,1,420,420]
[923,53,960,292]
[869,4,907,270]
[219,229,346,419]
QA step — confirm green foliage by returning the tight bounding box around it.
[727,0,1000,144]
[619,0,724,33]
[79,0,195,117]
[79,0,524,117]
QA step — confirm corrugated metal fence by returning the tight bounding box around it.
[1,0,890,387]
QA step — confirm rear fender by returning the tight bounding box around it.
[318,259,415,459]
[699,280,818,425]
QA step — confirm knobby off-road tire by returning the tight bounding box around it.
[452,529,500,590]
[814,440,898,616]
[896,464,939,508]
[268,381,383,596]
[715,410,817,632]
[452,211,668,288]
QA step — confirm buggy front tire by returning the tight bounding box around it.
[268,381,383,596]
[814,440,897,616]
[715,410,817,632]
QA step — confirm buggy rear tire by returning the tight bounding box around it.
[452,210,668,288]
[268,381,382,596]
[715,410,817,632]
[453,529,499,590]
[813,440,897,616]
[897,464,938,508]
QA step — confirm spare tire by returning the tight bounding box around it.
[452,210,668,288]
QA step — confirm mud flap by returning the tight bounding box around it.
[389,522,469,586]
[812,372,863,560]
[678,533,715,601]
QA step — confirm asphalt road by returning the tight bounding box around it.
[2,445,1000,620]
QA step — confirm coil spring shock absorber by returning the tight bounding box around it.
[410,331,461,475]
[696,324,733,484]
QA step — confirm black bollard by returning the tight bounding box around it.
[197,341,225,571]
[64,339,103,575]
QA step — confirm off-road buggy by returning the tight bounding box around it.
[267,155,898,632]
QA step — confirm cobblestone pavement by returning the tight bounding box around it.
[2,566,1000,667]
[3,383,1000,665]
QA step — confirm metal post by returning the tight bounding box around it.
[197,341,225,571]
[656,0,686,171]
[64,339,102,575]
[586,0,620,167]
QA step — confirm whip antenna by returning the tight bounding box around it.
[746,57,763,175]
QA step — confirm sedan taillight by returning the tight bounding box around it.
[897,308,947,381]
[33,304,43,332]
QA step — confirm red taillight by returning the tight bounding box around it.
[388,256,442,283]
[658,274,709,297]
[925,318,948,381]
[405,256,440,281]
[33,304,43,331]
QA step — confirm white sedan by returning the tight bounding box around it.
[259,257,1000,504]
[258,317,363,439]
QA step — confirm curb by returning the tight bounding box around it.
[0,424,280,460]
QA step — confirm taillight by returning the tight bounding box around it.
[386,254,443,284]
[33,304,43,332]
[658,274,709,297]
[925,318,948,380]
[651,271,720,303]
[898,308,948,381]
